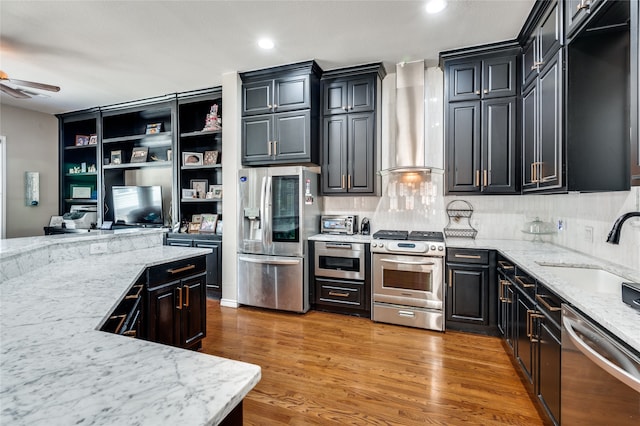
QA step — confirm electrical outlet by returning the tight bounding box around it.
[584,226,593,243]
[90,242,108,254]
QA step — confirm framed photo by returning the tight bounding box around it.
[130,146,149,163]
[181,188,196,199]
[71,185,92,199]
[88,134,98,145]
[209,184,223,200]
[188,222,201,234]
[75,135,89,146]
[215,220,223,235]
[191,214,202,224]
[190,179,208,198]
[204,150,219,165]
[49,215,64,227]
[183,152,203,167]
[111,150,122,165]
[199,214,218,233]
[145,122,163,134]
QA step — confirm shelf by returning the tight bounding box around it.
[181,164,221,171]
[64,144,98,151]
[65,172,98,177]
[180,129,221,138]
[102,131,172,144]
[104,161,172,170]
[64,199,98,203]
[181,198,221,203]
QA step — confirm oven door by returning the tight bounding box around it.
[314,241,365,280]
[373,253,443,310]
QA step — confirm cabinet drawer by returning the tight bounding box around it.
[447,248,489,265]
[165,238,194,247]
[147,256,206,288]
[513,269,536,299]
[317,278,364,307]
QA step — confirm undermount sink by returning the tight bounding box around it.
[535,263,628,294]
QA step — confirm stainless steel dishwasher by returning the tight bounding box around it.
[561,305,640,424]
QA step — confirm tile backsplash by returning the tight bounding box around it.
[323,185,640,272]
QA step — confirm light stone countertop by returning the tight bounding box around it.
[1,234,261,426]
[309,233,372,243]
[446,238,640,353]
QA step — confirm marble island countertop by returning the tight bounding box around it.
[1,232,261,426]
[447,238,640,352]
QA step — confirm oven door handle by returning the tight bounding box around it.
[380,258,435,266]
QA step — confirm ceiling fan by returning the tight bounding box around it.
[0,70,60,99]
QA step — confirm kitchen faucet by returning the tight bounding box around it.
[606,212,640,244]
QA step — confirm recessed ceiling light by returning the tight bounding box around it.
[426,0,447,14]
[258,38,274,50]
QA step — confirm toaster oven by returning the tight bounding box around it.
[320,215,357,235]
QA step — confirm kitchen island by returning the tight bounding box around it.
[0,229,261,426]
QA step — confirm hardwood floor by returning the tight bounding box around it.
[201,300,546,425]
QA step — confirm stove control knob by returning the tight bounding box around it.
[438,246,444,251]
[379,243,384,248]
[430,245,436,251]
[372,243,377,248]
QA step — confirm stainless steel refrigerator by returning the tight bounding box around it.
[237,166,321,313]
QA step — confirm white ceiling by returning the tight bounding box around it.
[0,0,534,116]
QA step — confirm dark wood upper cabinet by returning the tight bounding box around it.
[633,0,640,186]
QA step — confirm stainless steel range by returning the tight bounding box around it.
[371,230,445,331]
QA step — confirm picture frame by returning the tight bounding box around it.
[199,213,218,233]
[188,222,201,234]
[130,146,149,163]
[190,179,208,198]
[111,150,122,165]
[209,184,223,200]
[88,134,98,145]
[215,220,223,235]
[204,150,219,165]
[75,135,89,146]
[182,152,203,167]
[145,122,163,135]
[191,214,202,224]
[71,185,92,199]
[49,215,64,227]
[181,188,196,199]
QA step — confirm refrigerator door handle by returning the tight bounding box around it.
[238,256,300,266]
[264,175,273,248]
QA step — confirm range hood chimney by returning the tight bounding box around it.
[382,60,442,174]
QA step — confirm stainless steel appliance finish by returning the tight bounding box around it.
[320,214,357,235]
[237,166,320,313]
[561,305,640,424]
[371,230,445,331]
[314,241,366,281]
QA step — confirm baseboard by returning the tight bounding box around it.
[220,298,238,308]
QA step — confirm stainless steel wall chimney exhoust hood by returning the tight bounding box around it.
[381,60,443,175]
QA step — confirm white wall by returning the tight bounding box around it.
[0,104,58,238]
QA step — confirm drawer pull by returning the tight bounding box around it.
[536,294,561,312]
[123,330,137,337]
[454,254,482,259]
[110,314,126,334]
[498,260,514,270]
[125,284,144,299]
[185,286,190,308]
[328,291,349,298]
[168,264,196,275]
[515,275,535,288]
[398,310,416,318]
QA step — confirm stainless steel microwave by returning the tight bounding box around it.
[320,215,357,235]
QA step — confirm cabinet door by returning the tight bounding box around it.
[447,101,481,193]
[242,80,273,116]
[522,37,538,88]
[566,0,603,38]
[147,281,181,347]
[448,62,481,102]
[515,292,535,387]
[274,75,310,113]
[537,50,562,190]
[482,56,517,99]
[180,274,206,348]
[482,97,518,193]
[242,115,272,165]
[538,2,561,68]
[348,112,375,193]
[446,264,488,325]
[538,320,561,426]
[322,115,348,194]
[273,110,311,163]
[498,276,515,351]
[522,82,538,192]
[348,77,375,113]
[194,240,221,293]
[632,0,640,186]
[323,80,349,115]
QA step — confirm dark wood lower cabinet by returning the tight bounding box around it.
[165,233,222,299]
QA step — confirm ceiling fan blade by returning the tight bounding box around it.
[7,78,60,92]
[0,83,30,99]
